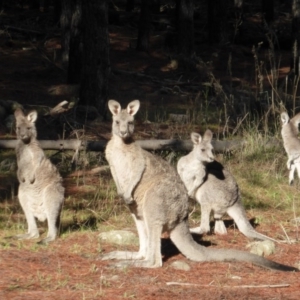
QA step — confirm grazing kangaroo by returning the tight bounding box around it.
[14,109,64,244]
[280,111,300,185]
[102,99,297,271]
[177,130,276,242]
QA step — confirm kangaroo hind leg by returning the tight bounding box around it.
[190,204,211,235]
[15,193,39,240]
[101,214,148,262]
[102,221,163,268]
[289,163,296,185]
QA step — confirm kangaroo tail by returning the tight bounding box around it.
[227,202,277,242]
[170,220,298,272]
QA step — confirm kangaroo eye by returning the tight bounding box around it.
[201,149,205,152]
[128,121,133,125]
[115,121,120,125]
[27,127,31,130]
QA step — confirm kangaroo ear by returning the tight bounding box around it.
[14,108,25,119]
[281,112,289,125]
[108,100,121,116]
[27,111,38,123]
[191,132,202,145]
[127,100,140,116]
[203,129,213,142]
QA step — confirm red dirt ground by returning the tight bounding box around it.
[0,3,300,300]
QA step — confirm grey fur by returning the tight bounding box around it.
[102,100,297,272]
[280,111,300,185]
[177,130,276,242]
[14,109,64,244]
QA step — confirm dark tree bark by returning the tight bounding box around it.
[60,0,83,83]
[261,0,274,24]
[60,0,72,66]
[136,0,151,51]
[67,0,82,84]
[126,0,135,12]
[53,0,62,25]
[176,0,194,57]
[207,0,228,44]
[136,0,160,52]
[79,0,110,116]
[292,0,300,76]
[234,0,243,8]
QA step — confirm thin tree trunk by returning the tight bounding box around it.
[177,0,194,57]
[126,0,135,12]
[136,0,151,52]
[60,0,72,66]
[261,0,274,24]
[207,0,228,44]
[79,0,110,117]
[67,0,82,84]
[292,0,300,76]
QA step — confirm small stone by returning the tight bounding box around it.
[98,230,138,246]
[246,240,276,256]
[169,260,191,271]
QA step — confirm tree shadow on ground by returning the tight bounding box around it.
[60,215,98,234]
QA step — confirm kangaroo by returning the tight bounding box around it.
[102,99,297,271]
[280,111,300,185]
[177,130,276,242]
[14,109,65,244]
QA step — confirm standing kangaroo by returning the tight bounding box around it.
[102,99,297,271]
[177,130,275,242]
[280,111,300,185]
[14,109,64,244]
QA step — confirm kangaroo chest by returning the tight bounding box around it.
[17,145,35,167]
[181,162,206,190]
[106,139,142,190]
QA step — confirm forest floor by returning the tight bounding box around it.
[0,3,300,300]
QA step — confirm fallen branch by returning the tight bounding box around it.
[68,166,110,177]
[166,282,290,288]
[0,139,246,153]
[4,25,45,35]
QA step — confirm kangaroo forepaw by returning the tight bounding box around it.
[29,176,36,184]
[187,191,195,199]
[121,194,134,205]
[124,197,134,205]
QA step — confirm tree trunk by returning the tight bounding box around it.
[207,0,228,44]
[126,0,135,12]
[67,0,82,84]
[136,0,151,52]
[261,0,274,24]
[60,0,72,66]
[79,0,110,117]
[53,0,62,25]
[292,0,300,76]
[234,0,243,8]
[176,0,194,57]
